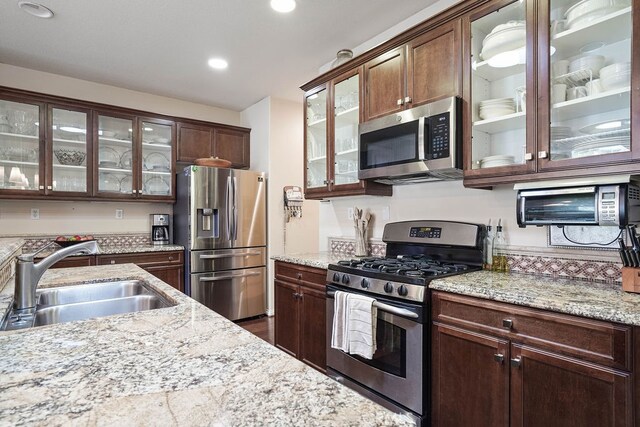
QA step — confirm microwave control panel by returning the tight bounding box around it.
[427,112,450,160]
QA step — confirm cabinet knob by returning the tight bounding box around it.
[168,256,173,261]
[510,357,522,368]
[397,99,404,106]
[524,152,534,161]
[502,319,513,330]
[404,96,412,104]
[47,186,53,190]
[537,151,549,159]
[494,353,505,364]
[296,273,302,279]
[110,260,115,265]
[39,185,44,190]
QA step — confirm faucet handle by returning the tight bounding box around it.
[17,241,57,262]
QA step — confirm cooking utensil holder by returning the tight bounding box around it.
[354,227,368,257]
[622,267,640,293]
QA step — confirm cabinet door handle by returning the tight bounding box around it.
[47,185,52,190]
[397,99,404,106]
[404,96,412,104]
[39,185,44,190]
[494,353,505,364]
[502,319,513,330]
[510,357,522,368]
[524,152,534,161]
[110,260,116,265]
[538,151,549,159]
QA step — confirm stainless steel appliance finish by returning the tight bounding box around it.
[151,214,171,245]
[358,96,462,184]
[325,220,484,425]
[174,166,267,321]
[516,183,640,227]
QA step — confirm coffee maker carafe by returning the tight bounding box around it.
[151,214,171,245]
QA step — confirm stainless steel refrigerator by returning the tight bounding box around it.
[174,166,267,321]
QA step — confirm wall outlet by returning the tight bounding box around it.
[115,209,124,219]
[347,207,354,220]
[30,208,39,220]
[382,206,390,221]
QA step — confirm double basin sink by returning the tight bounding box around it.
[1,280,176,331]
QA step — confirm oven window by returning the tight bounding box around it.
[524,193,596,223]
[354,316,407,377]
[360,121,418,170]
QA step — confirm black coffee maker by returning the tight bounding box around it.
[151,214,171,245]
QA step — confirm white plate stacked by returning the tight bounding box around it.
[600,62,631,90]
[568,55,604,78]
[479,154,515,168]
[571,136,629,158]
[550,126,573,141]
[478,98,516,120]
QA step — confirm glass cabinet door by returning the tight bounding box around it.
[305,88,328,190]
[546,0,631,163]
[97,114,134,195]
[470,0,530,172]
[140,121,173,197]
[51,107,88,193]
[0,99,41,191]
[332,73,360,186]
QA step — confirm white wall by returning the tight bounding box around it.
[242,97,320,314]
[319,181,547,250]
[0,63,244,237]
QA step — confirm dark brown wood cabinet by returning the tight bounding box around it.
[274,261,327,372]
[96,251,184,292]
[431,291,635,427]
[48,255,96,269]
[363,19,462,122]
[177,121,250,169]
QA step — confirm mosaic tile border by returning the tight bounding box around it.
[328,237,622,283]
[21,233,151,252]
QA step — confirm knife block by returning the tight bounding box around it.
[622,267,640,293]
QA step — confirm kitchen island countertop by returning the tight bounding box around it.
[0,264,413,426]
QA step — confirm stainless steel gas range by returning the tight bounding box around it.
[326,220,485,426]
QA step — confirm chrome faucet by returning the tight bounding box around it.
[13,240,100,312]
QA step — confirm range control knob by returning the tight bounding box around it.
[332,273,341,283]
[398,285,409,297]
[360,278,370,289]
[341,275,350,285]
[384,282,394,293]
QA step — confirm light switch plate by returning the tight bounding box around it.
[347,207,354,220]
[115,209,123,219]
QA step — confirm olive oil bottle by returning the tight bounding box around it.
[492,219,508,272]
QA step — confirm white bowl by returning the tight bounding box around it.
[599,62,631,77]
[565,0,630,29]
[569,55,605,76]
[481,22,526,61]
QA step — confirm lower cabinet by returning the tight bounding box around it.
[274,261,326,373]
[431,291,634,427]
[49,255,96,269]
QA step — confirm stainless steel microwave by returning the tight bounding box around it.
[516,183,640,228]
[358,96,462,184]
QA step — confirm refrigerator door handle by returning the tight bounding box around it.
[199,271,261,282]
[232,176,238,241]
[225,176,233,240]
[199,251,262,259]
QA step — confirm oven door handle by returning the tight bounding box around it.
[327,291,418,319]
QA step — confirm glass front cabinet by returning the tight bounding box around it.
[464,0,637,183]
[304,68,391,199]
[0,90,175,200]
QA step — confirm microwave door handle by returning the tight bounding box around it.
[417,116,426,160]
[326,291,418,319]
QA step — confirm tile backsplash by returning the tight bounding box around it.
[328,237,622,284]
[21,233,151,252]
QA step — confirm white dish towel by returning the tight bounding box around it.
[347,294,377,359]
[331,290,350,352]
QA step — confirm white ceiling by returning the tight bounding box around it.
[0,0,436,112]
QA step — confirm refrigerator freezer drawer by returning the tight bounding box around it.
[190,247,266,273]
[191,267,266,321]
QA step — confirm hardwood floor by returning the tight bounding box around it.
[236,315,274,345]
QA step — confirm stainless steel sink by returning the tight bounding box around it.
[1,280,176,331]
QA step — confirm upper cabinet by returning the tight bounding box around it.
[364,19,462,122]
[304,68,392,199]
[177,121,250,169]
[463,0,638,186]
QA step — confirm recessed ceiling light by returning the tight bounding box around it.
[208,58,228,70]
[18,1,54,18]
[270,0,296,13]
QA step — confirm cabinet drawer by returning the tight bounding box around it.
[97,251,183,267]
[432,291,631,370]
[275,262,327,289]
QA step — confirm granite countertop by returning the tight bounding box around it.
[0,264,413,426]
[431,270,640,326]
[31,244,185,259]
[271,252,349,269]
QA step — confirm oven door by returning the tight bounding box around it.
[326,288,425,415]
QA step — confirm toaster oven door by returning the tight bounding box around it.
[517,186,598,226]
